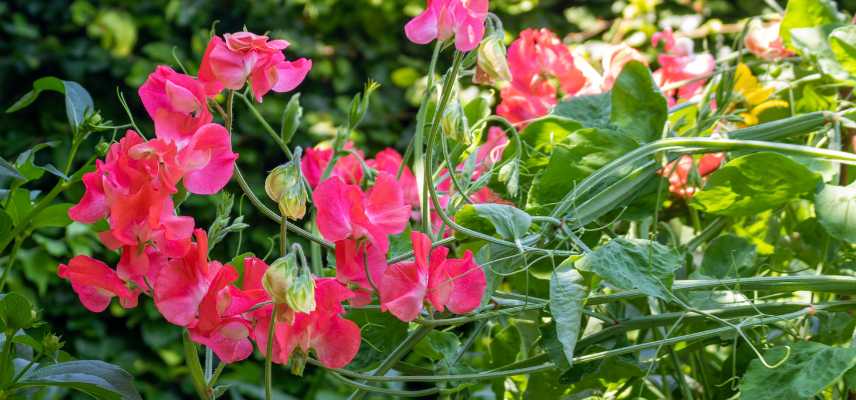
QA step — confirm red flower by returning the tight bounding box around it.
[380,232,485,321]
[58,256,140,313]
[300,145,364,189]
[660,153,725,198]
[333,239,387,306]
[198,31,312,101]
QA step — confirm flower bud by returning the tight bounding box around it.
[474,35,511,86]
[265,157,308,220]
[287,268,316,314]
[440,100,472,145]
[42,333,64,355]
[262,254,299,305]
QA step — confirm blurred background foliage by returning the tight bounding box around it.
[2,0,855,398]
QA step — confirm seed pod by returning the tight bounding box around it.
[265,151,308,220]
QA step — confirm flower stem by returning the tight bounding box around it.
[237,93,293,159]
[414,42,444,236]
[265,303,278,400]
[346,324,433,400]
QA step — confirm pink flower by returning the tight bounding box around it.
[300,145,364,189]
[139,66,212,141]
[173,123,239,195]
[660,153,725,198]
[313,172,411,253]
[254,278,361,369]
[58,256,140,313]
[497,28,587,126]
[367,148,419,208]
[405,0,489,52]
[651,28,715,105]
[199,31,312,101]
[334,239,387,306]
[745,21,794,61]
[380,232,485,321]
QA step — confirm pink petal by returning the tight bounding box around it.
[154,230,213,326]
[313,177,360,242]
[310,315,361,368]
[334,239,387,301]
[454,15,486,52]
[363,172,411,242]
[428,250,485,314]
[190,318,253,363]
[380,261,428,322]
[58,256,138,313]
[405,5,439,45]
[272,58,312,93]
[68,170,108,223]
[181,123,238,195]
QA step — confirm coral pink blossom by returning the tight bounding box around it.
[187,263,254,363]
[255,278,361,368]
[660,153,725,198]
[745,21,794,61]
[154,229,222,327]
[139,66,212,141]
[367,148,419,207]
[405,0,489,52]
[498,28,587,126]
[199,31,312,101]
[313,172,410,252]
[173,123,239,195]
[651,28,715,105]
[380,232,485,322]
[300,145,364,189]
[58,255,140,312]
[334,239,387,306]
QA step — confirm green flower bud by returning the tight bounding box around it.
[262,254,299,305]
[42,333,64,355]
[286,268,316,314]
[474,35,511,86]
[96,141,110,157]
[440,100,473,145]
[265,156,308,220]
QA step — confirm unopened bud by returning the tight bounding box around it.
[265,154,308,220]
[440,100,472,145]
[262,254,299,305]
[474,35,511,85]
[287,268,316,314]
[42,333,64,355]
[96,141,110,157]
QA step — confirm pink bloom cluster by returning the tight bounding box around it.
[651,28,716,105]
[405,0,489,52]
[307,144,489,321]
[59,30,327,366]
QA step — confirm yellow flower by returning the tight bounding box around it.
[734,63,774,106]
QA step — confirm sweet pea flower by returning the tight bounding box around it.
[199,31,312,101]
[660,153,725,198]
[333,239,387,306]
[58,255,141,313]
[139,66,212,141]
[366,148,419,208]
[313,172,411,253]
[254,278,361,369]
[405,0,489,52]
[651,28,715,105]
[745,20,793,61]
[380,231,486,321]
[300,145,364,189]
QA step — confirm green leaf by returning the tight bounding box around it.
[790,25,849,81]
[739,342,856,400]
[0,157,23,180]
[0,293,34,331]
[552,93,612,130]
[576,238,681,300]
[609,60,668,144]
[280,93,303,145]
[30,203,73,229]
[5,189,32,227]
[829,25,856,77]
[346,309,409,371]
[526,128,639,215]
[15,360,141,400]
[469,203,532,240]
[692,152,819,217]
[780,0,844,48]
[413,330,461,372]
[699,234,756,278]
[549,259,589,367]
[5,77,94,129]
[815,184,856,243]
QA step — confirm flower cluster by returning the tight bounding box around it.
[59,30,324,366]
[405,0,489,52]
[651,28,716,105]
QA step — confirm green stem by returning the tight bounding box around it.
[265,303,278,400]
[0,238,23,292]
[0,330,15,385]
[415,41,444,235]
[346,325,433,400]
[237,93,293,158]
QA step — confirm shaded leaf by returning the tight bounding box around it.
[30,203,73,229]
[576,238,681,300]
[15,360,141,400]
[740,342,856,400]
[470,203,532,240]
[700,234,756,278]
[815,184,856,243]
[549,260,588,367]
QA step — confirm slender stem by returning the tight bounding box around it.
[346,325,433,400]
[237,93,293,158]
[0,330,15,385]
[208,362,225,387]
[265,303,278,400]
[204,348,213,383]
[225,90,235,134]
[415,41,444,235]
[280,215,287,257]
[0,237,23,292]
[330,372,441,397]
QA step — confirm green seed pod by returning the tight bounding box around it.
[286,267,316,314]
[264,152,308,220]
